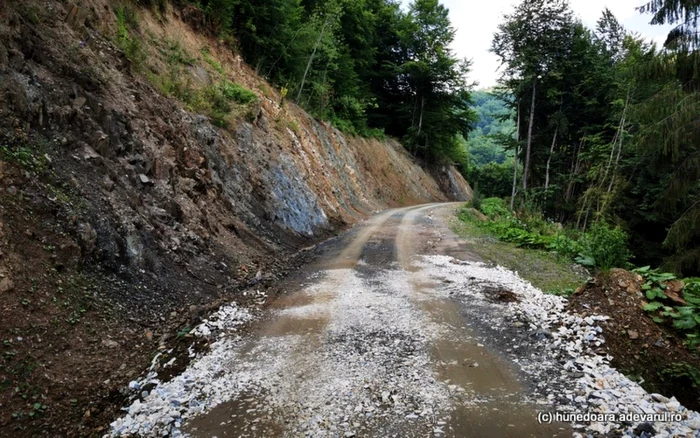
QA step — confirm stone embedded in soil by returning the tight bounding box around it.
[0,276,13,293]
[627,330,639,340]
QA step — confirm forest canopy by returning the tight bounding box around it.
[180,0,476,165]
[487,0,700,275]
[142,0,699,275]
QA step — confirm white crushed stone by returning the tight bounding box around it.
[418,255,700,438]
[108,250,700,438]
[109,269,455,437]
[108,303,262,437]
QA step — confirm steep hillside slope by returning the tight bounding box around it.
[0,0,471,435]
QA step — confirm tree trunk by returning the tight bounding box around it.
[523,77,537,193]
[565,138,584,202]
[544,126,558,191]
[418,95,425,135]
[296,18,329,104]
[510,102,520,211]
[607,91,630,194]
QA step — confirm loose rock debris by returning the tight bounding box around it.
[419,256,700,437]
[108,256,700,437]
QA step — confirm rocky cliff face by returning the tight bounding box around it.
[0,0,471,435]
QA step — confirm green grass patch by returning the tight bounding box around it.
[452,207,586,294]
[114,4,146,66]
[200,48,226,75]
[0,144,49,173]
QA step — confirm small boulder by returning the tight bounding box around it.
[102,339,119,348]
[77,222,97,255]
[0,276,13,293]
[138,174,153,185]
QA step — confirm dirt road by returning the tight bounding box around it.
[110,204,700,437]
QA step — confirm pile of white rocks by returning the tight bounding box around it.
[108,304,255,437]
[419,255,700,437]
[190,302,254,338]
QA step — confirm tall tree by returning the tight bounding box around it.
[398,0,476,162]
[491,0,575,196]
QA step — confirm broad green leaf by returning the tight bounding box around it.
[643,301,664,311]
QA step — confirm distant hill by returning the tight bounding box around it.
[467,90,515,167]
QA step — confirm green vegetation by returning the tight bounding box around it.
[453,203,586,294]
[485,0,700,276]
[200,48,226,75]
[134,0,477,163]
[636,266,700,349]
[218,81,258,105]
[0,144,49,173]
[466,91,515,167]
[459,198,630,272]
[115,5,145,64]
[660,362,700,389]
[115,11,259,128]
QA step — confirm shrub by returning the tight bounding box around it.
[479,197,509,219]
[115,6,145,66]
[469,188,483,212]
[219,81,257,105]
[579,221,631,270]
[548,232,583,260]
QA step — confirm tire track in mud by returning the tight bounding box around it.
[328,204,439,270]
[393,204,567,437]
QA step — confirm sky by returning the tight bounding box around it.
[401,0,675,88]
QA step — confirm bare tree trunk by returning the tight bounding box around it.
[607,136,624,194]
[510,102,520,211]
[412,94,419,127]
[607,91,630,194]
[267,25,305,79]
[296,18,329,104]
[582,207,590,231]
[544,126,558,192]
[565,138,584,202]
[523,77,537,193]
[418,95,425,136]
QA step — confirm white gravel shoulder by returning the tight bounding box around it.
[418,255,700,438]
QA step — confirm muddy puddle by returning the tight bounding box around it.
[183,390,284,437]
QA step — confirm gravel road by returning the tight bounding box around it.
[110,204,700,438]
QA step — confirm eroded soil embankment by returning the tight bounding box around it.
[0,0,471,435]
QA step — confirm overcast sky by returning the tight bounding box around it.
[401,0,674,88]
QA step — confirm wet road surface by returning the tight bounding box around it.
[179,204,569,437]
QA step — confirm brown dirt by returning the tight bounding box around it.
[568,269,700,411]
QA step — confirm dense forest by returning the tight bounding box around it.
[486,0,700,274]
[466,91,514,167]
[162,0,476,165]
[463,90,517,198]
